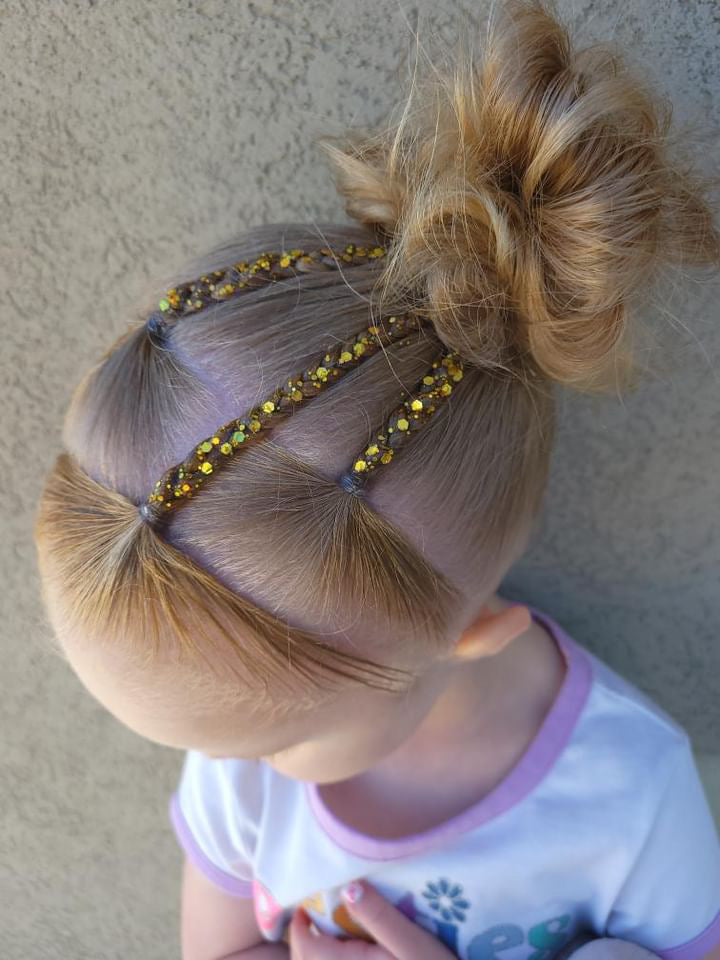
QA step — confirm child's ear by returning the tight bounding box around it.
[452,604,531,662]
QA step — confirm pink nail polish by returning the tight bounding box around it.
[341,881,364,904]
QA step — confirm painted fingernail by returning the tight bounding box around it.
[341,881,364,904]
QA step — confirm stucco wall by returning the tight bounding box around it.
[1,2,718,957]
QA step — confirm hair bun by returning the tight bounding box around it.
[319,0,719,390]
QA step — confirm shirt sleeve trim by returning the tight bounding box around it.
[654,908,720,960]
[169,792,254,899]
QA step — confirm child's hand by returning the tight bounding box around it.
[289,878,456,959]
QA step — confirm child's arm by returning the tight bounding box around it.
[180,855,288,960]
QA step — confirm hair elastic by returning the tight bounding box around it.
[138,503,154,524]
[146,311,167,346]
[337,471,368,496]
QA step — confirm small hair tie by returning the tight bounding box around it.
[138,502,156,525]
[146,311,167,346]
[338,471,368,497]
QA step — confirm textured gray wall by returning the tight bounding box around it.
[1,1,718,957]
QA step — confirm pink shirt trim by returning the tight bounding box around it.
[306,605,594,861]
[169,792,254,897]
[655,908,720,960]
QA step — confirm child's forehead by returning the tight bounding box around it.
[99,650,365,757]
[59,619,315,749]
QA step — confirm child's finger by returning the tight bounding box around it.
[289,908,323,958]
[289,908,347,959]
[341,880,455,960]
[289,906,392,960]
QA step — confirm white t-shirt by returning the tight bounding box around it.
[168,605,720,960]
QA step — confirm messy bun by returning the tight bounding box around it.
[319,0,719,389]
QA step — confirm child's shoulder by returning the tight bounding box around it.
[176,750,270,814]
[176,748,302,819]
[533,603,688,743]
[585,644,687,741]
[550,610,692,776]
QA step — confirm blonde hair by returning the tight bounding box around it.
[35,0,718,706]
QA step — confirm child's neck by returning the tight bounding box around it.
[318,596,567,837]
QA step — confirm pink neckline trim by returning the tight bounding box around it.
[305,605,593,861]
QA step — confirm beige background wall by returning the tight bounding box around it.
[1,1,718,957]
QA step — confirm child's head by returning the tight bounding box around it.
[34,0,718,783]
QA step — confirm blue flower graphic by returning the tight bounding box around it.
[421,878,471,922]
